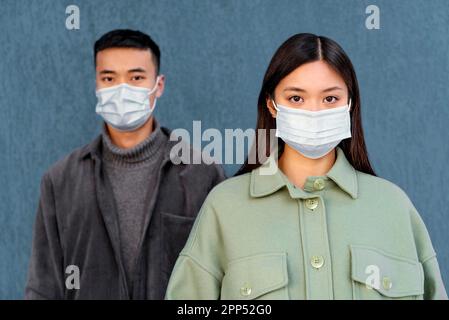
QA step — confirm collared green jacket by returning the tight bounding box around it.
[165,147,447,300]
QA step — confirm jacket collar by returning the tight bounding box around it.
[250,147,358,199]
[80,124,188,165]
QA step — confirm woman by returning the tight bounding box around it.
[165,33,447,299]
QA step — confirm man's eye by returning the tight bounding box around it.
[324,96,339,103]
[102,77,113,82]
[289,96,303,103]
[132,76,145,81]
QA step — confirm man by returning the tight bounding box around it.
[25,29,226,299]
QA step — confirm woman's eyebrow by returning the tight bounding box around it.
[283,86,344,93]
[322,86,344,92]
[283,86,307,92]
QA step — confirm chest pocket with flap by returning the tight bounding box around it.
[220,252,289,300]
[350,245,424,300]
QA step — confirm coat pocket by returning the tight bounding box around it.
[350,245,424,300]
[161,212,196,276]
[221,252,289,300]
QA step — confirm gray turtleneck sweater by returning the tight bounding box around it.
[101,120,166,294]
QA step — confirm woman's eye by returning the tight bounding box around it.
[324,96,339,103]
[289,96,303,103]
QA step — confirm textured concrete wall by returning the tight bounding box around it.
[0,0,448,298]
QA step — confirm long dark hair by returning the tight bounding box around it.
[235,33,376,176]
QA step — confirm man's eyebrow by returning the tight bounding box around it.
[98,70,116,75]
[128,68,147,73]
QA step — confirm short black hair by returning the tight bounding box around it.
[94,29,161,73]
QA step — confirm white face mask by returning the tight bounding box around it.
[272,99,352,159]
[95,77,160,132]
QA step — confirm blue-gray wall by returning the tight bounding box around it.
[0,0,448,299]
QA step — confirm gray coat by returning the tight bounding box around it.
[25,126,226,299]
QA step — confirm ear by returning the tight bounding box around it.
[266,97,277,118]
[155,74,165,98]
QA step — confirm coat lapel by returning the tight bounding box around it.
[93,154,130,299]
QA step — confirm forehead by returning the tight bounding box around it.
[279,60,346,90]
[95,47,155,72]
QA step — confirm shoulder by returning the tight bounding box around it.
[355,170,414,210]
[356,172,438,261]
[182,146,226,180]
[162,126,226,181]
[181,173,252,252]
[192,173,252,220]
[206,173,251,202]
[43,136,100,186]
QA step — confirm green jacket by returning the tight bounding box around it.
[166,147,447,300]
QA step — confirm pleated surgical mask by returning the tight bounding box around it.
[95,77,160,132]
[272,99,352,159]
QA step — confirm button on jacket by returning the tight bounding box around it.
[25,126,226,299]
[166,147,447,300]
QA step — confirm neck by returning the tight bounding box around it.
[278,144,336,189]
[106,117,154,149]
